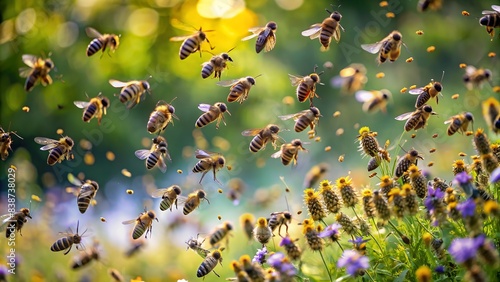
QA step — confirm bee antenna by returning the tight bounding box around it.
[202,49,215,56]
[227,46,236,53]
[440,71,445,83]
[254,74,263,79]
[279,176,291,212]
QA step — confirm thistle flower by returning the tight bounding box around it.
[318,223,341,242]
[475,234,499,266]
[409,164,428,198]
[415,265,432,282]
[303,223,324,251]
[354,217,371,236]
[304,188,326,221]
[319,180,342,214]
[424,186,446,226]
[473,129,491,155]
[349,236,369,256]
[402,184,419,216]
[388,187,405,219]
[268,252,297,280]
[336,212,358,235]
[279,236,302,261]
[491,143,500,160]
[379,175,396,198]
[373,190,391,222]
[361,189,376,218]
[252,246,267,264]
[432,177,449,192]
[357,126,380,157]
[452,159,467,176]
[337,250,369,277]
[449,237,482,266]
[336,176,359,207]
[240,254,266,282]
[453,171,475,198]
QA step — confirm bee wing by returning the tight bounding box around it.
[301,24,322,39]
[150,188,169,198]
[158,157,167,173]
[355,90,375,102]
[109,79,129,88]
[278,112,303,121]
[216,79,239,87]
[169,34,192,41]
[241,27,265,41]
[195,149,213,159]
[492,5,500,12]
[395,112,414,121]
[444,117,455,125]
[264,33,276,52]
[241,129,262,136]
[288,74,305,86]
[0,214,13,230]
[333,25,342,43]
[73,101,90,109]
[408,88,425,95]
[22,54,38,68]
[361,41,384,54]
[271,149,282,159]
[85,27,103,38]
[34,137,59,150]
[122,218,137,225]
[197,104,212,112]
[175,195,189,206]
[465,66,477,76]
[339,67,356,78]
[67,173,84,186]
[135,149,150,160]
[19,67,33,78]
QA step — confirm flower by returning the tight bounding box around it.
[318,223,341,239]
[490,167,500,183]
[453,172,474,197]
[268,252,297,277]
[435,265,445,274]
[252,246,267,264]
[349,236,370,249]
[457,198,476,218]
[415,265,431,282]
[337,250,369,276]
[448,237,482,264]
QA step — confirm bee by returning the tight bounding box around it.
[409,73,444,108]
[253,217,272,246]
[192,149,226,185]
[208,221,233,247]
[361,30,404,64]
[201,51,233,80]
[0,126,22,161]
[217,75,261,104]
[227,178,245,205]
[301,7,344,51]
[122,209,158,240]
[85,27,120,57]
[170,26,214,60]
[268,211,292,236]
[241,124,281,152]
[135,136,170,173]
[125,240,145,257]
[195,102,231,129]
[19,54,55,92]
[181,189,209,215]
[67,174,99,214]
[395,148,424,178]
[395,105,437,131]
[331,63,367,94]
[109,79,151,109]
[108,268,124,282]
[0,208,32,238]
[355,89,392,113]
[242,21,277,53]
[50,221,86,255]
[482,97,500,134]
[479,5,500,37]
[150,185,182,211]
[186,234,210,258]
[239,213,255,241]
[463,66,492,90]
[34,135,75,165]
[147,99,178,135]
[271,139,308,166]
[303,163,329,188]
[71,241,100,269]
[445,112,474,136]
[279,107,321,134]
[197,250,223,278]
[417,0,442,12]
[288,66,324,106]
[73,93,110,125]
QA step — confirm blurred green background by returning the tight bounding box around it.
[1,0,499,281]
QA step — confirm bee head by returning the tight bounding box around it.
[479,16,489,26]
[64,137,74,147]
[101,96,110,108]
[392,32,402,41]
[331,11,342,21]
[172,185,182,195]
[217,157,225,166]
[464,112,474,122]
[0,132,9,142]
[197,190,207,199]
[198,31,206,41]
[247,77,256,85]
[283,211,292,220]
[45,59,54,69]
[422,105,433,113]
[220,53,233,62]
[291,139,303,147]
[269,124,280,134]
[310,106,321,117]
[484,69,492,79]
[267,21,277,31]
[310,73,321,82]
[212,250,222,260]
[494,118,500,130]
[142,81,150,90]
[224,222,233,230]
[218,103,228,112]
[168,105,175,114]
[21,208,32,218]
[111,35,120,47]
[147,210,156,219]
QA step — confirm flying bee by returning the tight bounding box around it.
[192,149,226,185]
[242,124,282,153]
[197,249,223,278]
[395,105,437,131]
[417,0,442,12]
[242,21,277,53]
[0,126,22,161]
[479,5,500,37]
[181,189,210,215]
[201,51,233,80]
[463,66,492,90]
[109,79,151,109]
[331,63,367,94]
[34,135,74,166]
[71,241,100,269]
[73,93,110,125]
[50,221,86,255]
[395,148,424,178]
[279,107,321,133]
[445,112,474,136]
[150,185,182,211]
[217,75,261,104]
[122,209,158,240]
[268,211,292,236]
[355,89,392,113]
[288,66,324,106]
[186,234,210,258]
[208,221,233,247]
[125,240,145,257]
[135,135,170,173]
[19,54,55,92]
[195,102,231,129]
[301,7,344,51]
[303,163,329,188]
[409,73,445,108]
[361,30,404,64]
[85,27,120,57]
[170,26,214,60]
[271,139,308,166]
[482,97,500,134]
[227,178,245,205]
[66,173,99,214]
[147,99,178,135]
[0,208,31,238]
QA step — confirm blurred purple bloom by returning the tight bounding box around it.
[490,167,500,183]
[268,252,296,277]
[449,237,482,264]
[453,172,474,197]
[457,198,476,218]
[0,264,7,277]
[268,252,285,268]
[337,250,369,276]
[252,246,267,264]
[279,236,292,247]
[318,223,341,238]
[435,265,445,274]
[348,236,370,249]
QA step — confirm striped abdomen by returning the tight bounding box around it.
[119,84,141,104]
[51,235,80,254]
[47,146,66,165]
[180,37,201,60]
[227,84,246,103]
[249,135,265,152]
[295,116,313,132]
[196,112,217,128]
[197,256,218,277]
[296,83,313,102]
[201,63,214,79]
[77,182,98,214]
[320,19,335,47]
[82,103,97,122]
[160,197,174,211]
[87,38,104,57]
[281,148,298,165]
[146,151,160,169]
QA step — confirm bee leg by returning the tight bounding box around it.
[213,168,222,186]
[199,171,209,184]
[212,270,220,278]
[64,245,73,255]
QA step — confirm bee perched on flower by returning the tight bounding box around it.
[302,221,323,252]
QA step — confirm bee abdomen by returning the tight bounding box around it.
[48,147,64,165]
[196,113,215,128]
[51,237,73,252]
[87,38,103,57]
[320,22,334,47]
[227,85,244,103]
[294,118,308,132]
[77,196,91,214]
[183,202,195,215]
[83,104,97,122]
[180,38,198,60]
[120,85,140,103]
[415,92,430,108]
[249,135,264,152]
[297,84,310,102]
[159,199,172,211]
[146,153,159,169]
[132,225,145,240]
[25,75,38,92]
[197,256,217,277]
[282,149,296,165]
[209,231,224,245]
[201,64,214,79]
[192,161,206,173]
[147,112,166,133]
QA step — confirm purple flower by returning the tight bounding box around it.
[252,246,267,264]
[0,264,7,277]
[449,237,482,264]
[268,252,285,268]
[337,250,370,276]
[490,167,500,183]
[435,265,445,274]
[279,236,292,247]
[348,236,370,249]
[268,252,296,277]
[457,198,476,218]
[318,223,341,238]
[453,172,474,197]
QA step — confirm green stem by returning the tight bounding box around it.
[319,250,333,282]
[365,269,376,282]
[336,240,344,252]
